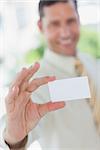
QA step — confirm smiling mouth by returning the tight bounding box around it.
[59,39,72,45]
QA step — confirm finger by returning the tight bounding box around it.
[27,76,56,92]
[5,86,19,104]
[20,81,28,92]
[15,92,31,109]
[20,62,40,92]
[38,101,65,118]
[10,62,39,90]
[24,62,40,82]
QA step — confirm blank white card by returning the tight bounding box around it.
[48,76,91,102]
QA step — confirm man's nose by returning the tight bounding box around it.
[59,26,71,39]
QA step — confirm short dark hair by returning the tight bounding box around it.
[39,0,78,18]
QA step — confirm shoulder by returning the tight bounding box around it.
[78,52,96,76]
[78,52,96,66]
[78,52,98,87]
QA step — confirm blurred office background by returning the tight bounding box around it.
[0,0,100,149]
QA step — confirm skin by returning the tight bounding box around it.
[4,1,80,145]
[38,1,80,56]
[4,63,65,144]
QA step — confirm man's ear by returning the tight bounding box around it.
[37,19,43,32]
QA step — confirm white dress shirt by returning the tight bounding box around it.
[0,49,100,150]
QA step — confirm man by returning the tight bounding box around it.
[0,0,100,149]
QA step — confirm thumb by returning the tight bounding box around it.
[38,101,65,118]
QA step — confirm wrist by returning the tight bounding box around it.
[5,136,28,149]
[4,128,26,145]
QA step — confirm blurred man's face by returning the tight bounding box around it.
[38,1,80,56]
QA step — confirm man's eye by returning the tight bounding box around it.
[68,19,76,25]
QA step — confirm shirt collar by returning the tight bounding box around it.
[43,49,77,75]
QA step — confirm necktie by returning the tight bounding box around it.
[75,58,100,134]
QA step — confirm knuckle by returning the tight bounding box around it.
[33,79,39,88]
[34,82,39,88]
[24,92,30,99]
[20,92,29,99]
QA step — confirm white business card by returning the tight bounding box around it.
[48,76,91,102]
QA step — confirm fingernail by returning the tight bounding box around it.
[22,68,27,72]
[46,76,50,79]
[35,62,40,67]
[22,67,26,70]
[35,61,39,64]
[49,76,56,81]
